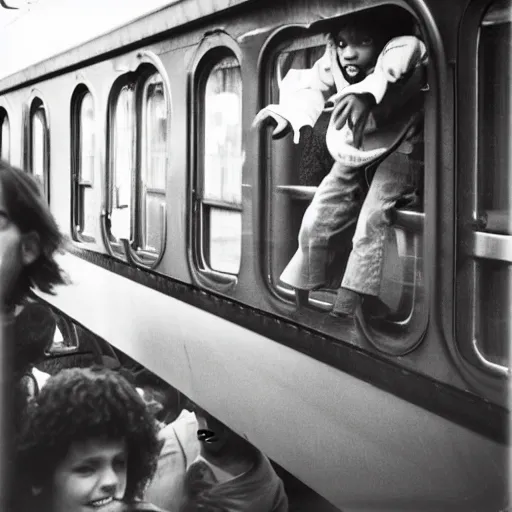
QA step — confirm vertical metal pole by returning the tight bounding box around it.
[0,307,14,511]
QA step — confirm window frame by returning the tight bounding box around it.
[103,53,170,269]
[257,8,435,356]
[0,106,10,163]
[105,73,139,259]
[71,84,97,244]
[188,34,244,290]
[26,94,50,201]
[455,0,511,386]
[135,67,169,257]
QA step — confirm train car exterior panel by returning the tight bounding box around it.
[37,253,508,511]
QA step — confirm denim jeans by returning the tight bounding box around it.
[279,150,418,298]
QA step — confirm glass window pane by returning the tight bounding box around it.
[144,191,165,253]
[470,4,511,366]
[31,105,47,194]
[478,5,511,232]
[1,112,10,162]
[81,186,96,240]
[74,91,96,241]
[79,93,95,184]
[207,207,242,274]
[141,73,167,253]
[144,74,167,191]
[111,85,135,240]
[201,55,243,275]
[203,56,243,205]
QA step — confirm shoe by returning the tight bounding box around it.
[331,288,361,318]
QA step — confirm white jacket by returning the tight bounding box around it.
[266,35,428,165]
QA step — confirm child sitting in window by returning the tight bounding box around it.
[253,6,427,317]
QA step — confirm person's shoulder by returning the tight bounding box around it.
[157,409,199,463]
[159,409,198,445]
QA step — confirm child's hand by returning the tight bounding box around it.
[331,93,376,148]
[252,108,291,139]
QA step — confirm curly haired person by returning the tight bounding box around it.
[14,366,166,512]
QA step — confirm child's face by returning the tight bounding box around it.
[50,438,128,512]
[334,27,380,83]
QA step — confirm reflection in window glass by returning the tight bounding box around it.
[469,4,510,367]
[201,56,242,274]
[111,85,135,241]
[31,105,47,196]
[141,73,167,253]
[76,91,96,240]
[208,208,242,274]
[80,93,95,184]
[0,111,10,162]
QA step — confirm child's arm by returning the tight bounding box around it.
[253,45,336,143]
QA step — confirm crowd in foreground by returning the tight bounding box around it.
[0,160,288,512]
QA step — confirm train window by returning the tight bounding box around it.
[106,66,169,265]
[263,14,428,352]
[0,108,9,162]
[110,84,135,243]
[72,88,96,243]
[29,99,49,201]
[456,1,511,375]
[139,72,168,254]
[196,55,242,275]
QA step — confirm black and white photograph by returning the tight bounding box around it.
[0,0,510,510]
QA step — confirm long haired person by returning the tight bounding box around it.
[0,160,65,311]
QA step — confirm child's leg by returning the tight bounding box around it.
[280,161,363,290]
[334,151,417,313]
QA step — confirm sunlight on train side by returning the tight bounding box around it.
[457,0,511,375]
[266,29,426,349]
[0,109,9,162]
[199,56,242,275]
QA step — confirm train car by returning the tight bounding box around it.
[0,0,510,510]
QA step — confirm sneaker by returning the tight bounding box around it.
[330,288,361,317]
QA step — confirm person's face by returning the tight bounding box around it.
[50,439,128,512]
[334,27,379,83]
[0,181,23,306]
